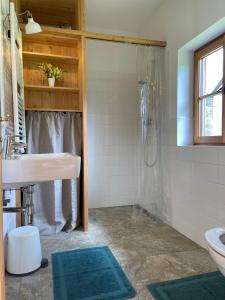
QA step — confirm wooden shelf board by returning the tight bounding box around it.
[24,85,80,93]
[25,108,82,112]
[23,51,79,63]
[20,24,82,46]
[20,23,82,39]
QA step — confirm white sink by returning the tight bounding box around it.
[3,153,81,190]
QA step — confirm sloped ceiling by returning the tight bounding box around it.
[86,0,163,34]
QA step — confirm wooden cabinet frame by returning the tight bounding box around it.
[16,0,88,232]
[194,34,225,144]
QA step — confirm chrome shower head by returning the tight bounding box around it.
[138,80,147,85]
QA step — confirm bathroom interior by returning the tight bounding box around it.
[1,0,225,299]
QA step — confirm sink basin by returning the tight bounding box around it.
[3,153,81,190]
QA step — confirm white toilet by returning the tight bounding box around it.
[205,228,225,276]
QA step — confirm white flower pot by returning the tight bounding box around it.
[48,77,55,87]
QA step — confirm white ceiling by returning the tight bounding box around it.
[86,0,163,34]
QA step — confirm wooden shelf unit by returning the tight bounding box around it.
[19,4,88,232]
[22,30,82,112]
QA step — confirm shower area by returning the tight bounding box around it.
[87,40,170,223]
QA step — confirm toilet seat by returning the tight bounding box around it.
[205,228,225,257]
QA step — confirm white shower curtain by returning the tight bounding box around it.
[136,46,171,224]
[26,111,82,235]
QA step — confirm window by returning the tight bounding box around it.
[194,35,225,144]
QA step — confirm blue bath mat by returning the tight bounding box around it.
[52,246,136,300]
[148,271,225,300]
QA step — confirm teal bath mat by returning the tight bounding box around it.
[148,272,225,300]
[52,246,136,300]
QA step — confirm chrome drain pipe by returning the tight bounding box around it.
[3,207,27,213]
[3,185,35,225]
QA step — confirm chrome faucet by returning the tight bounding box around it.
[4,135,27,159]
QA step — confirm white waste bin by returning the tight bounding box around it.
[6,225,42,275]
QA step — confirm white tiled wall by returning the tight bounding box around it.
[139,0,225,247]
[169,145,225,247]
[86,40,139,208]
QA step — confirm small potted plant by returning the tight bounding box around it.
[37,63,64,87]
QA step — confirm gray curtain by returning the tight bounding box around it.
[26,111,82,235]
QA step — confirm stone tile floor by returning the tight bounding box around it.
[6,206,216,299]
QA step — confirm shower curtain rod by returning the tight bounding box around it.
[20,24,167,47]
[83,31,167,47]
